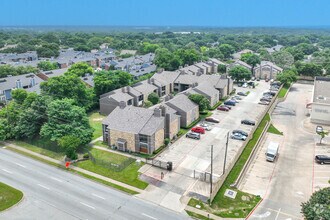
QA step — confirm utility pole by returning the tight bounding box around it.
[223,132,229,175]
[210,144,213,205]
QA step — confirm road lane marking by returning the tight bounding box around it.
[38,184,50,190]
[50,177,63,183]
[275,208,281,220]
[80,202,95,210]
[15,163,26,168]
[92,193,105,200]
[2,169,12,174]
[142,213,157,220]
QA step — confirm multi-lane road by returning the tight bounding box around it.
[0,146,189,220]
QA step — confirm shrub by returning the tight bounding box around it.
[164,138,170,146]
[83,153,89,159]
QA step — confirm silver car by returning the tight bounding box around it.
[231,133,247,141]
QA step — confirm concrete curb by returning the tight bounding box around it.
[0,192,24,213]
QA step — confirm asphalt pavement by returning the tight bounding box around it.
[0,147,190,220]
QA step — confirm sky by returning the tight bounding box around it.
[0,0,329,27]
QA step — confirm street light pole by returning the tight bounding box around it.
[223,132,229,175]
[210,144,213,205]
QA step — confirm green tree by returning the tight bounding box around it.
[276,70,298,86]
[37,61,58,71]
[65,62,94,77]
[241,53,260,70]
[58,135,81,160]
[317,130,329,145]
[36,43,60,58]
[219,44,235,60]
[218,64,227,73]
[40,99,93,145]
[140,42,160,54]
[148,92,159,105]
[301,187,330,220]
[272,51,294,69]
[188,94,210,112]
[11,89,28,104]
[40,75,95,110]
[228,66,251,81]
[296,62,323,77]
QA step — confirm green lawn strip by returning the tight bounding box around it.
[10,140,65,160]
[209,101,223,111]
[188,113,269,218]
[5,147,139,195]
[89,148,129,165]
[0,182,23,211]
[278,84,290,98]
[88,111,105,140]
[185,210,214,220]
[93,140,109,148]
[76,152,148,189]
[267,124,283,135]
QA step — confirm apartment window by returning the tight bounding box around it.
[139,134,149,144]
[127,99,133,105]
[138,95,144,101]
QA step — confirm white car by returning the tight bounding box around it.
[242,83,248,88]
[199,123,212,131]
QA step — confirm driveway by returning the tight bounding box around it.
[248,83,326,220]
[138,81,272,211]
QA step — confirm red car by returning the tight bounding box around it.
[217,106,229,111]
[191,126,205,134]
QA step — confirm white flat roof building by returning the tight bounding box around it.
[310,77,330,125]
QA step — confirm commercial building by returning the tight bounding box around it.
[310,77,330,125]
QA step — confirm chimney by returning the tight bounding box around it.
[179,66,183,69]
[184,64,188,67]
[197,70,202,76]
[121,87,126,93]
[157,68,164,74]
[30,76,36,87]
[153,108,162,117]
[150,78,155,84]
[119,101,126,109]
[127,86,130,93]
[148,78,151,83]
[15,79,22,89]
[159,105,166,116]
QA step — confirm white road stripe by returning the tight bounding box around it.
[275,208,281,220]
[92,193,106,200]
[80,202,95,210]
[2,169,12,174]
[142,213,157,220]
[15,163,26,168]
[38,184,50,190]
[50,177,63,183]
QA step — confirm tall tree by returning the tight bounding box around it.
[301,187,330,220]
[219,44,235,60]
[228,66,251,81]
[188,94,210,112]
[65,62,94,77]
[40,99,93,145]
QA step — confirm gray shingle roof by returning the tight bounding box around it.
[165,94,198,112]
[151,70,181,86]
[41,68,68,78]
[103,106,164,135]
[0,73,44,93]
[131,80,158,95]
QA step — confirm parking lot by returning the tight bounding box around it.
[138,81,273,210]
[313,136,330,191]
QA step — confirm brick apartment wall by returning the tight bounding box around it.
[109,130,136,152]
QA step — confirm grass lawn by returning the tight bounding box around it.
[188,113,270,218]
[88,111,105,140]
[278,84,290,98]
[11,140,65,160]
[186,210,214,220]
[0,182,23,211]
[267,124,283,135]
[89,148,129,165]
[93,140,109,148]
[76,149,148,189]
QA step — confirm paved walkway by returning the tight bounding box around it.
[2,142,144,194]
[185,206,244,220]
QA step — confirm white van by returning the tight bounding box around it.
[266,142,279,162]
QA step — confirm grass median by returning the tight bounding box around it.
[278,84,290,98]
[188,113,270,218]
[88,111,105,140]
[0,182,23,211]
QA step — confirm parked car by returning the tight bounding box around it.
[251,77,256,81]
[229,99,239,103]
[260,97,272,102]
[191,126,205,134]
[220,104,231,110]
[231,133,247,141]
[241,119,256,126]
[259,101,270,105]
[271,81,281,86]
[224,100,236,106]
[270,86,279,91]
[237,92,247,96]
[316,125,323,134]
[205,117,219,123]
[256,78,260,81]
[217,106,230,111]
[199,123,212,131]
[232,129,248,137]
[263,92,274,97]
[265,78,269,82]
[232,96,242,100]
[186,132,201,140]
[315,155,330,164]
[242,83,248,88]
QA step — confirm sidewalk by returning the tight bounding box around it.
[3,142,144,194]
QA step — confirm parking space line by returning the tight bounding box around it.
[275,208,281,220]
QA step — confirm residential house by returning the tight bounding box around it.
[131,80,159,102]
[185,81,220,107]
[310,77,330,125]
[151,70,181,96]
[227,60,252,72]
[206,58,227,74]
[165,94,199,128]
[232,49,253,59]
[266,45,283,54]
[254,61,283,80]
[0,73,44,102]
[37,68,69,80]
[194,62,212,74]
[102,104,165,154]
